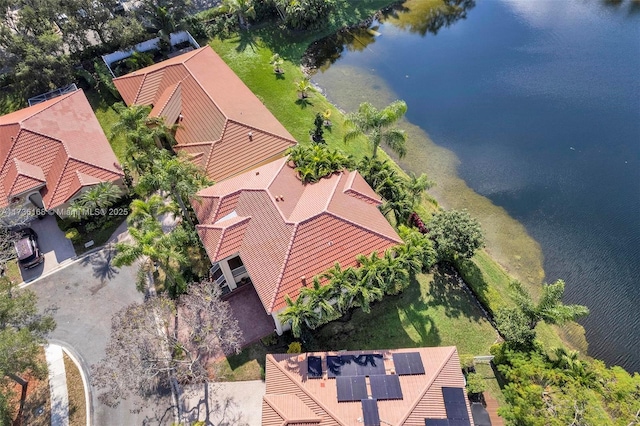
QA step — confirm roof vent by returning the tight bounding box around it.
[178,114,184,122]
[255,171,259,176]
[248,131,253,141]
[301,275,307,286]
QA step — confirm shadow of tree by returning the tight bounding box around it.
[179,382,249,426]
[426,263,484,322]
[454,258,492,314]
[80,247,120,284]
[295,97,313,108]
[234,30,259,53]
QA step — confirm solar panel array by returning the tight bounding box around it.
[369,374,403,400]
[307,356,322,378]
[392,352,425,375]
[424,419,450,426]
[442,387,471,426]
[361,399,381,426]
[327,354,385,378]
[336,376,367,402]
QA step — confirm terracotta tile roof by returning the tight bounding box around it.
[263,347,474,426]
[113,47,297,182]
[193,157,402,314]
[0,90,124,209]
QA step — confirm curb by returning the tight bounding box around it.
[50,339,93,426]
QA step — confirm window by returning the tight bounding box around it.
[227,256,244,271]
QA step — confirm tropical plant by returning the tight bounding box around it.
[294,77,313,99]
[137,151,211,224]
[344,100,408,158]
[510,280,590,331]
[378,249,410,295]
[310,113,325,144]
[68,182,123,220]
[270,53,284,74]
[300,277,337,323]
[353,252,386,310]
[220,0,255,30]
[274,0,335,31]
[321,263,358,315]
[465,372,486,395]
[113,224,188,297]
[136,0,192,43]
[279,294,320,338]
[428,209,484,261]
[127,195,178,230]
[286,144,354,184]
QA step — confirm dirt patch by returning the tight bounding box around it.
[11,347,50,426]
[63,352,86,426]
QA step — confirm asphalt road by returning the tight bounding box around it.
[29,246,173,425]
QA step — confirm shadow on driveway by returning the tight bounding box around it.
[20,215,75,282]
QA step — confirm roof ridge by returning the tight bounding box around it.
[323,170,343,212]
[133,72,150,104]
[398,347,457,426]
[266,355,344,425]
[45,157,71,209]
[0,129,23,185]
[154,81,182,116]
[226,118,296,143]
[196,224,226,261]
[261,396,286,424]
[343,171,381,205]
[67,157,123,178]
[20,91,76,124]
[211,189,242,222]
[268,223,299,312]
[203,120,229,174]
[324,211,403,244]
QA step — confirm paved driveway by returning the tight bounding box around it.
[29,246,172,425]
[20,215,76,282]
[180,381,265,425]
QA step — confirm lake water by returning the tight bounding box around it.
[311,0,640,372]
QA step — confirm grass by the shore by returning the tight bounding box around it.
[63,352,86,426]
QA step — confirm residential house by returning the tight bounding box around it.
[263,346,474,426]
[192,157,403,334]
[0,89,124,223]
[112,46,298,182]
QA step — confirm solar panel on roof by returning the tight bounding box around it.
[447,419,471,426]
[353,354,385,376]
[369,375,403,400]
[361,399,380,426]
[425,419,449,426]
[327,355,360,378]
[442,387,466,405]
[336,376,367,402]
[393,352,425,375]
[406,352,425,374]
[307,356,322,378]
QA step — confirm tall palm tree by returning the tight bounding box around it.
[68,182,123,219]
[510,280,590,330]
[379,249,410,295]
[300,277,337,324]
[344,100,408,158]
[322,263,358,315]
[279,295,320,338]
[221,0,255,30]
[113,225,188,297]
[128,195,178,230]
[137,152,211,224]
[110,103,152,140]
[406,172,434,208]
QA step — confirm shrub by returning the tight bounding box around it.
[287,341,302,353]
[465,372,486,395]
[261,333,278,347]
[65,228,80,242]
[277,0,336,31]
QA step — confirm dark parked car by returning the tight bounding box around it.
[14,228,44,268]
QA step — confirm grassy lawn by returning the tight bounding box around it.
[14,346,51,426]
[217,268,498,382]
[3,259,22,284]
[63,352,86,426]
[84,89,128,163]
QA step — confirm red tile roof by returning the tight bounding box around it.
[113,47,297,182]
[263,347,474,426]
[0,90,124,209]
[192,157,402,313]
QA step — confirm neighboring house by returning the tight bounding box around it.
[112,46,298,182]
[192,157,403,334]
[0,89,124,224]
[263,346,474,426]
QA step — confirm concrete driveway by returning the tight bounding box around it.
[180,381,265,425]
[29,246,173,425]
[20,215,76,282]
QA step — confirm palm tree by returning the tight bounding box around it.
[344,100,408,158]
[221,0,255,30]
[137,152,211,224]
[406,172,434,208]
[68,182,123,219]
[113,225,188,297]
[322,263,358,315]
[128,195,178,230]
[397,226,436,273]
[270,53,284,74]
[379,249,411,295]
[279,295,320,338]
[510,280,590,330]
[110,103,152,140]
[146,115,179,150]
[300,277,337,324]
[295,77,313,99]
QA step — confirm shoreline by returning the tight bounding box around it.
[303,24,589,355]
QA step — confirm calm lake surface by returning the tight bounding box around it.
[312,0,640,372]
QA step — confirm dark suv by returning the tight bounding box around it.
[14,228,44,268]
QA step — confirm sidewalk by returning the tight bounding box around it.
[45,344,69,426]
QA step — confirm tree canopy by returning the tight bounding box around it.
[344,100,408,158]
[427,208,484,261]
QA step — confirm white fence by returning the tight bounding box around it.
[101,31,200,77]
